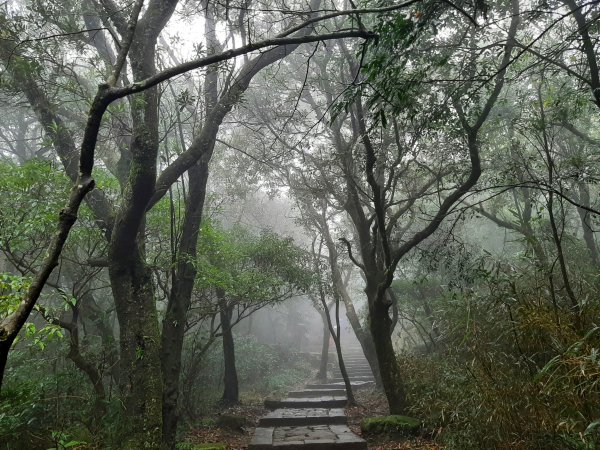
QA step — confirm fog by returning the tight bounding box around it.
[1,0,599,449]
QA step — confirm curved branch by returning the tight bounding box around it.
[109,30,375,101]
[339,237,366,272]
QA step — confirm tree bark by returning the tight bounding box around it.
[318,310,330,380]
[65,322,107,429]
[109,251,163,447]
[161,4,219,443]
[320,214,382,385]
[576,180,599,266]
[318,285,356,405]
[104,2,179,446]
[160,157,210,447]
[36,300,108,430]
[218,289,239,405]
[367,284,407,413]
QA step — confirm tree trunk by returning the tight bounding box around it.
[66,329,107,430]
[342,296,382,386]
[218,289,239,405]
[320,219,382,385]
[45,297,108,428]
[104,4,179,443]
[576,180,599,267]
[317,310,330,380]
[389,292,399,336]
[367,285,407,414]
[0,340,10,392]
[81,290,121,390]
[160,157,209,447]
[318,284,356,405]
[109,251,163,447]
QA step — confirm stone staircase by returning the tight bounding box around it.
[249,348,374,449]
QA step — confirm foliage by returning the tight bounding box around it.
[0,0,599,446]
[399,259,600,450]
[0,273,30,319]
[0,273,67,352]
[180,335,313,417]
[0,160,68,257]
[0,346,99,448]
[360,415,422,436]
[195,221,313,299]
[0,160,104,266]
[47,431,88,450]
[176,443,227,450]
[0,365,52,443]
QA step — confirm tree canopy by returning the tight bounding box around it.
[0,0,599,448]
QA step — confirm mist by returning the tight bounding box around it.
[0,0,599,449]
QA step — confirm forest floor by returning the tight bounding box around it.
[183,388,442,449]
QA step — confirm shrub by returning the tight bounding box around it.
[361,415,421,436]
[398,261,600,450]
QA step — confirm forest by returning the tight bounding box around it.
[0,0,598,448]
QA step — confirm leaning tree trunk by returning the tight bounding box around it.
[160,157,210,447]
[321,218,383,385]
[81,290,122,390]
[318,286,356,405]
[340,293,382,386]
[62,317,107,430]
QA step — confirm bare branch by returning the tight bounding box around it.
[107,0,145,86]
[109,30,375,101]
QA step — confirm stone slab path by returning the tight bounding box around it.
[249,348,375,449]
[259,408,347,426]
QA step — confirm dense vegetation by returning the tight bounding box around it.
[0,0,598,448]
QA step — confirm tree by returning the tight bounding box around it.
[310,232,357,405]
[195,222,312,404]
[0,0,375,445]
[0,160,114,430]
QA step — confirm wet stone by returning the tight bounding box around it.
[249,347,368,449]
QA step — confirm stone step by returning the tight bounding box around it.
[288,389,346,398]
[265,396,347,410]
[258,408,347,427]
[304,384,346,390]
[332,375,373,380]
[333,372,373,378]
[333,369,372,375]
[328,376,374,383]
[336,370,371,375]
[306,380,374,390]
[332,374,372,380]
[337,363,370,368]
[249,425,367,449]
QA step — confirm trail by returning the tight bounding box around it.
[249,347,374,449]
